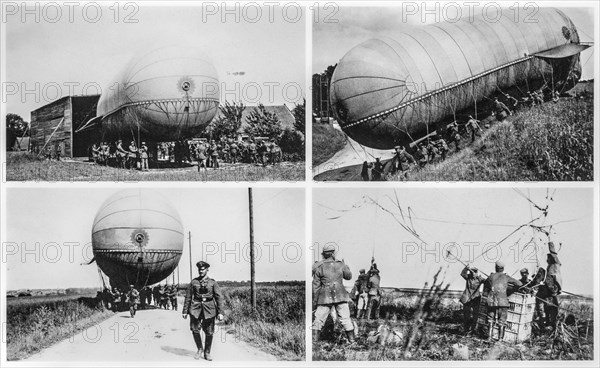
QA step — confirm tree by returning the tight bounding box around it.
[292,99,305,135]
[6,113,29,150]
[207,101,245,140]
[244,103,282,139]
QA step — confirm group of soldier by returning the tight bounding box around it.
[459,240,563,340]
[100,284,180,315]
[350,261,382,320]
[362,87,562,181]
[87,136,283,171]
[89,139,150,170]
[311,245,384,343]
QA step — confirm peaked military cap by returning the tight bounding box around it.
[196,261,210,269]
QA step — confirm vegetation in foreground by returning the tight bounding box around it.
[313,276,593,361]
[5,153,304,182]
[6,295,112,361]
[406,83,594,181]
[312,123,347,168]
[222,284,305,361]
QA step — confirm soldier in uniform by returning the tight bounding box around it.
[183,261,224,361]
[465,115,482,143]
[459,266,485,334]
[482,261,522,340]
[536,241,562,331]
[416,143,428,168]
[169,284,179,311]
[350,269,369,319]
[360,161,372,181]
[366,265,382,320]
[312,244,355,343]
[128,141,138,170]
[209,140,219,169]
[230,140,239,164]
[127,284,140,318]
[371,158,387,181]
[115,139,128,169]
[392,146,416,181]
[448,121,461,151]
[434,136,449,160]
[140,142,149,171]
[493,97,512,121]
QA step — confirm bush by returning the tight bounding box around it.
[279,128,305,161]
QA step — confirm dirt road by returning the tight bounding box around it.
[24,305,277,362]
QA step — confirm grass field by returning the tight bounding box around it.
[6,294,112,361]
[4,154,305,182]
[222,284,305,360]
[312,123,347,167]
[313,281,594,361]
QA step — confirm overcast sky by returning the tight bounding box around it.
[4,3,305,119]
[5,188,305,290]
[313,188,595,296]
[313,5,595,79]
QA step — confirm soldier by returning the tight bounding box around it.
[169,284,179,311]
[153,285,161,306]
[493,97,511,121]
[448,121,461,151]
[128,141,138,170]
[371,158,387,181]
[366,265,382,320]
[350,269,369,318]
[312,244,355,343]
[465,115,482,143]
[519,268,531,286]
[416,143,428,168]
[536,241,562,331]
[249,139,258,164]
[426,139,438,163]
[196,143,207,171]
[127,284,140,318]
[360,161,372,181]
[161,284,171,309]
[183,261,224,361]
[115,139,128,169]
[393,146,416,181]
[503,92,519,109]
[483,261,522,340]
[459,266,485,334]
[139,142,149,171]
[111,287,121,312]
[209,140,219,169]
[434,136,449,161]
[270,140,282,165]
[230,140,239,164]
[91,143,100,163]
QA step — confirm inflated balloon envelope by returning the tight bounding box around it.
[87,45,220,142]
[330,8,590,149]
[91,189,184,289]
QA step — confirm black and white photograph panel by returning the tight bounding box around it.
[312,188,594,361]
[4,2,305,182]
[312,3,595,181]
[4,188,305,361]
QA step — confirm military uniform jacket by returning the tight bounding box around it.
[183,277,224,319]
[367,273,382,296]
[460,267,485,304]
[312,258,352,305]
[483,272,522,307]
[351,274,369,296]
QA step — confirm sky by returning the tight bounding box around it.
[313,5,595,79]
[4,3,306,120]
[313,188,595,296]
[5,187,305,290]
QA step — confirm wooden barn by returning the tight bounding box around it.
[29,95,100,158]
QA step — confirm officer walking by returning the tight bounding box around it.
[183,261,224,361]
[312,244,355,343]
[483,261,522,340]
[459,266,485,334]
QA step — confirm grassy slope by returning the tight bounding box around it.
[5,153,304,182]
[409,85,593,181]
[312,123,347,167]
[222,285,305,361]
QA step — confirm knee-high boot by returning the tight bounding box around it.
[192,332,203,359]
[204,335,213,361]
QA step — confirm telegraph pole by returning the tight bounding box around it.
[188,231,193,282]
[248,188,256,311]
